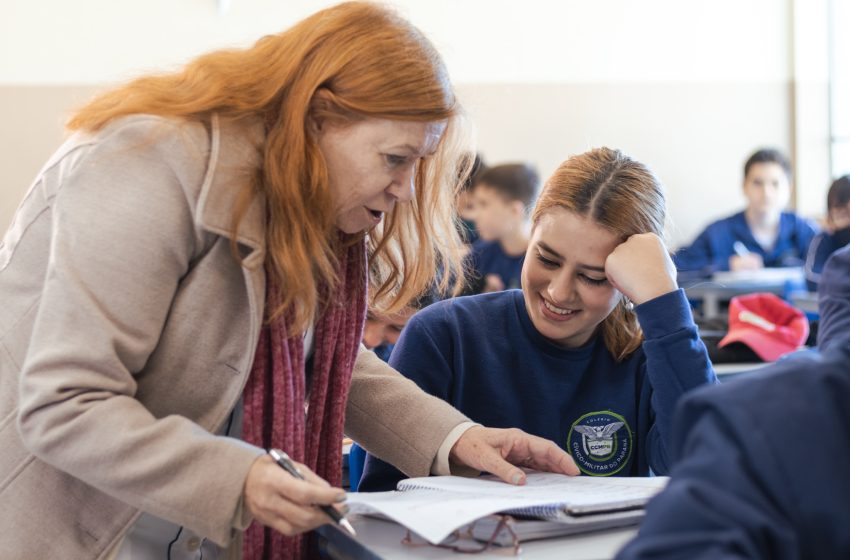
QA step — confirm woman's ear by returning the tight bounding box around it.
[307,88,334,136]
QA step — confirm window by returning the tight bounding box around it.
[830,0,850,177]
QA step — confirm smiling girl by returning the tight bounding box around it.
[359,147,717,490]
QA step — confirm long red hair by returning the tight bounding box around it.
[67,2,469,331]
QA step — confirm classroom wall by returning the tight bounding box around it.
[1,0,803,247]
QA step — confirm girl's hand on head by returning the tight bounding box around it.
[605,233,677,306]
[243,455,347,537]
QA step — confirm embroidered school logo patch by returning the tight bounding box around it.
[568,411,632,476]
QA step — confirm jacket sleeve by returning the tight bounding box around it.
[345,341,469,480]
[16,119,262,547]
[353,307,461,490]
[615,396,799,560]
[634,289,717,474]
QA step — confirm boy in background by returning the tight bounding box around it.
[455,153,486,246]
[674,149,818,277]
[467,163,539,292]
[805,175,850,291]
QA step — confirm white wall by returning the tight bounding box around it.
[1,0,800,247]
[2,0,791,85]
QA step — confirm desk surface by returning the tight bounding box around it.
[714,362,769,376]
[349,515,636,559]
[682,267,804,320]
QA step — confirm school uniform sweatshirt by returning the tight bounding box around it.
[358,288,716,491]
[616,246,850,560]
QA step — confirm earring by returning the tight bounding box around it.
[623,297,634,312]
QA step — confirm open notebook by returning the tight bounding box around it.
[347,471,668,545]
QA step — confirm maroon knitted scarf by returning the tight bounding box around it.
[242,237,367,560]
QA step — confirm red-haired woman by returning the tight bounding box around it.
[0,3,575,559]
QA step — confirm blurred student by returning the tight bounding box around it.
[359,148,717,491]
[362,309,414,362]
[467,163,540,292]
[456,154,486,246]
[362,292,434,362]
[616,245,850,560]
[674,149,818,276]
[805,175,850,291]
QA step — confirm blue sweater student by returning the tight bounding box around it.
[674,149,818,277]
[805,175,850,291]
[466,163,539,292]
[616,246,850,560]
[467,239,525,290]
[359,148,717,492]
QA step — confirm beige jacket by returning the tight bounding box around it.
[0,114,468,559]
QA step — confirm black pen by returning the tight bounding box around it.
[268,448,357,537]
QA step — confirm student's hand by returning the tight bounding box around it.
[605,233,677,305]
[243,454,347,536]
[483,274,506,293]
[729,253,764,271]
[449,426,580,484]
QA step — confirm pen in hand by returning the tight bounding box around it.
[733,241,750,257]
[268,448,357,537]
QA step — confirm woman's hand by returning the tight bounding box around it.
[449,426,580,485]
[243,455,347,536]
[605,233,678,306]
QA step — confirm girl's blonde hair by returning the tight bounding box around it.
[68,2,469,331]
[532,148,666,361]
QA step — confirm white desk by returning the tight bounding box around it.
[348,515,637,559]
[714,363,769,377]
[683,268,804,319]
[789,291,819,314]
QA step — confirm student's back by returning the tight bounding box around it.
[616,246,850,560]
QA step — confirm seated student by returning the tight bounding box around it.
[616,245,850,560]
[467,163,540,292]
[362,292,434,362]
[805,175,850,291]
[362,308,415,362]
[455,153,486,246]
[359,148,717,491]
[674,148,818,276]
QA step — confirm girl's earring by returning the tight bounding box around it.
[623,297,634,312]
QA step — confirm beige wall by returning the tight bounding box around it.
[0,86,100,232]
[0,82,790,247]
[457,82,792,246]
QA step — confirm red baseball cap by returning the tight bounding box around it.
[718,293,809,362]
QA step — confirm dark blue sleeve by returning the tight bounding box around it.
[634,289,717,474]
[615,395,799,560]
[804,233,832,291]
[357,306,456,492]
[672,224,728,275]
[796,217,819,263]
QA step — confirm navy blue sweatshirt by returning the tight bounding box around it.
[467,239,525,290]
[673,211,818,277]
[616,246,850,560]
[358,288,716,491]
